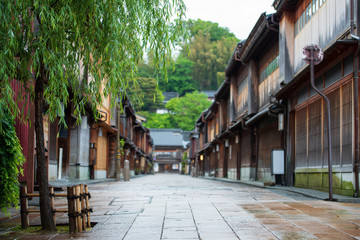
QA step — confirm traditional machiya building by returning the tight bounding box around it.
[189,130,200,175]
[274,0,359,196]
[90,91,117,180]
[150,129,188,173]
[108,98,153,177]
[195,111,208,176]
[200,81,231,178]
[237,13,284,184]
[194,0,360,196]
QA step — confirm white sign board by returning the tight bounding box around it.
[271,149,285,175]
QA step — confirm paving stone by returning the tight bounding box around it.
[124,232,161,240]
[162,229,198,239]
[3,174,360,239]
[198,232,238,240]
[164,219,195,228]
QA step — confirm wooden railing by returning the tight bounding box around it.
[20,184,92,233]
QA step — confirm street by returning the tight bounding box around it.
[2,174,360,239]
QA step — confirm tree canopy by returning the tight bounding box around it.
[181,19,239,90]
[130,77,165,112]
[138,19,239,94]
[1,0,186,230]
[159,55,196,96]
[141,91,211,131]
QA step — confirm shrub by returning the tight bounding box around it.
[0,101,25,215]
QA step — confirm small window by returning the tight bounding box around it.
[301,12,305,28]
[312,0,318,14]
[305,4,311,23]
[295,19,299,36]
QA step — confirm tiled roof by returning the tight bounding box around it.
[150,129,185,147]
[201,91,216,98]
[162,92,179,102]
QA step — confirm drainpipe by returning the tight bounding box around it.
[351,0,359,198]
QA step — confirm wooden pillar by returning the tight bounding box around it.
[75,185,82,232]
[80,184,86,230]
[67,186,76,233]
[85,185,91,227]
[20,186,29,229]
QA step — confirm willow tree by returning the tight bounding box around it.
[0,0,186,231]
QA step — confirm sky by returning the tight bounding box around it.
[182,0,276,40]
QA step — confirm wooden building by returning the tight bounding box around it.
[193,0,360,196]
[15,81,153,188]
[274,0,359,196]
[150,129,188,173]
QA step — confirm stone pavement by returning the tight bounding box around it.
[1,174,360,239]
[203,176,360,203]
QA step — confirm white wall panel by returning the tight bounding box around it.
[293,0,350,75]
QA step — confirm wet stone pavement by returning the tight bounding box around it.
[1,174,360,239]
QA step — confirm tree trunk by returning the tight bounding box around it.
[35,63,56,231]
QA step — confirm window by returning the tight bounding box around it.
[259,56,279,108]
[236,77,248,115]
[260,56,279,83]
[295,0,326,36]
[312,0,318,14]
[305,5,311,23]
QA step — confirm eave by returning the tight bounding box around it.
[239,13,279,63]
[275,39,358,99]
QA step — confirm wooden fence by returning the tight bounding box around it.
[20,184,92,233]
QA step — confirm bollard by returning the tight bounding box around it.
[124,160,130,181]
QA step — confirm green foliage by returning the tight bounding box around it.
[217,72,225,88]
[129,77,165,112]
[182,152,188,160]
[139,111,177,129]
[159,55,196,96]
[166,91,211,131]
[186,19,237,42]
[181,24,239,90]
[138,19,239,94]
[0,0,187,124]
[0,101,25,215]
[140,91,211,131]
[0,1,186,228]
[119,138,125,156]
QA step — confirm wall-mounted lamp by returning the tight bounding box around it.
[235,135,239,144]
[216,144,219,152]
[200,155,204,161]
[225,139,229,148]
[98,127,103,137]
[278,113,284,131]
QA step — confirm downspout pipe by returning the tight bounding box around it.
[351,0,359,198]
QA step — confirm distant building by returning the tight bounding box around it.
[201,91,216,102]
[162,92,179,104]
[156,92,179,114]
[150,129,187,173]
